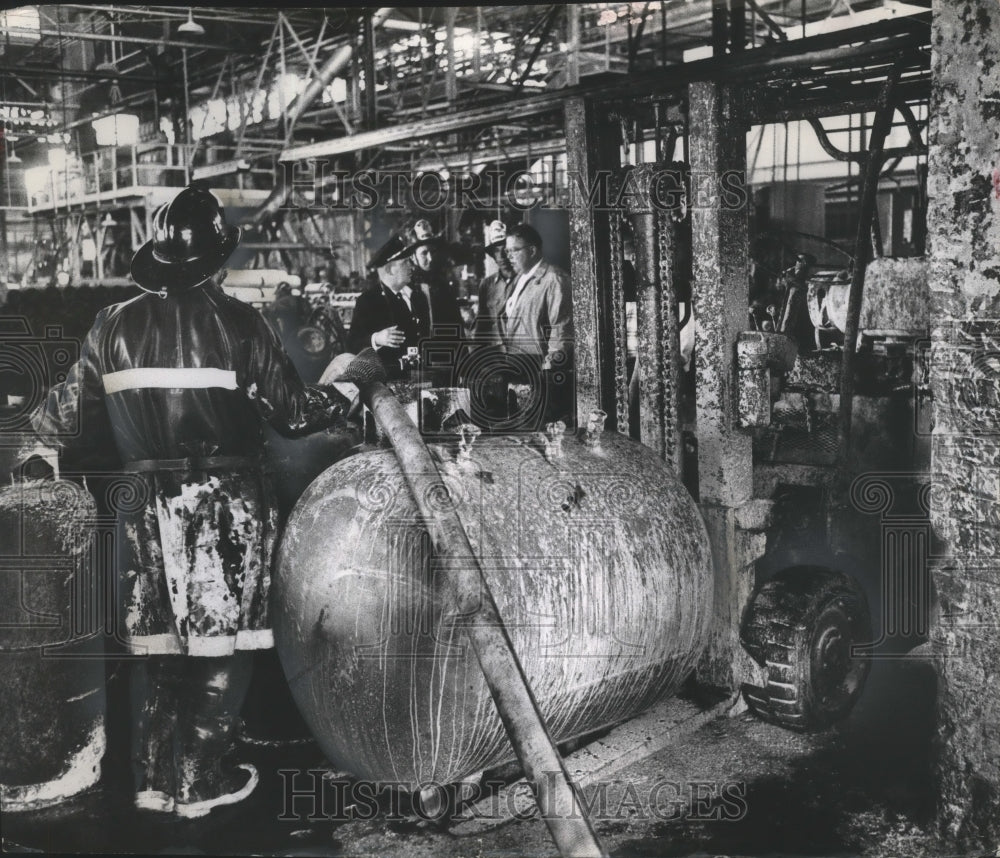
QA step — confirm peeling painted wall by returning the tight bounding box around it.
[928,0,1000,848]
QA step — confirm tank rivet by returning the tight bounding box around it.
[582,410,607,449]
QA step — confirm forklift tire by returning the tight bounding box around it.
[740,568,872,731]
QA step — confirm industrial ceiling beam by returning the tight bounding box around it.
[758,74,928,123]
[281,95,567,160]
[409,137,568,172]
[0,66,161,85]
[280,13,928,161]
[55,4,327,28]
[574,0,796,53]
[24,26,243,54]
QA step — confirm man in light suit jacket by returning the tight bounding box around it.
[502,223,573,374]
[468,222,573,428]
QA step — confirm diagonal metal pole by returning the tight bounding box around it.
[337,355,608,858]
[838,65,900,473]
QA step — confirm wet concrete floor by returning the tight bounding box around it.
[1,655,952,857]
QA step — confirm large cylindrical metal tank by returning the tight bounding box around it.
[275,430,713,788]
[0,479,103,811]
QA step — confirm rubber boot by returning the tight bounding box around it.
[174,653,258,819]
[133,656,183,812]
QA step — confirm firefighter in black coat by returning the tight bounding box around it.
[31,186,354,818]
[407,219,466,375]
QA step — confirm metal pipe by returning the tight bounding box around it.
[361,8,379,128]
[807,117,861,162]
[182,47,191,183]
[445,7,458,102]
[838,66,900,470]
[248,7,392,226]
[342,359,608,858]
[518,5,561,87]
[285,9,393,133]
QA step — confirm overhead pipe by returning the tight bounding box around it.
[248,7,393,227]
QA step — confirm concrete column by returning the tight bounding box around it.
[689,81,760,690]
[564,96,618,427]
[927,0,1000,847]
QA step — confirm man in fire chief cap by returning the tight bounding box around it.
[31,184,356,818]
[347,230,431,378]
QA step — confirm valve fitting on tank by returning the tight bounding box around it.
[456,423,481,467]
[581,410,608,450]
[539,420,566,463]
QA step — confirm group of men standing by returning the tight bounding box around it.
[352,216,574,427]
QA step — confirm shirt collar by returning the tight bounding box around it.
[519,259,542,285]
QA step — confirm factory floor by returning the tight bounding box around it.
[2,656,948,857]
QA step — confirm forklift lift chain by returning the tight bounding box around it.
[740,567,872,732]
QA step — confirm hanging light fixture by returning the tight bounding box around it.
[99,9,119,72]
[94,52,120,109]
[90,9,138,148]
[6,147,21,164]
[100,213,117,228]
[94,11,122,109]
[92,113,140,146]
[177,8,205,37]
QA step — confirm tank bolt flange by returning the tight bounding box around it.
[457,423,482,466]
[582,410,608,450]
[540,420,566,463]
